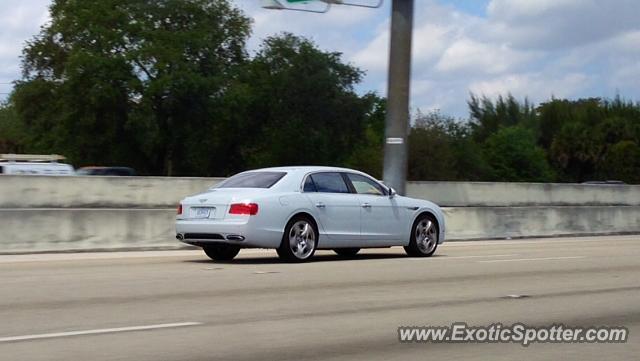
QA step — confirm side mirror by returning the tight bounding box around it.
[388,187,397,198]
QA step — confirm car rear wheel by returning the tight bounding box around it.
[404,214,438,257]
[202,244,241,261]
[333,248,360,257]
[277,216,318,262]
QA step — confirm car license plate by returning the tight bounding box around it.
[191,207,213,219]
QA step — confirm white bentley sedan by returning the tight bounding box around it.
[176,166,445,262]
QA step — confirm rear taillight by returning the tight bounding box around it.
[177,204,183,215]
[229,203,259,215]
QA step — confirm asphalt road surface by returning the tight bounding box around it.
[1,235,639,361]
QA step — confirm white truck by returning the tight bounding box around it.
[0,154,75,176]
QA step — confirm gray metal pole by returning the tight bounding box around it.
[382,0,413,196]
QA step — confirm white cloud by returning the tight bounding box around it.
[612,63,640,84]
[487,0,582,19]
[435,38,535,75]
[350,21,389,73]
[349,0,640,116]
[0,1,49,32]
[486,0,640,50]
[236,1,382,56]
[469,72,590,102]
[412,23,454,68]
[608,30,640,55]
[0,0,49,97]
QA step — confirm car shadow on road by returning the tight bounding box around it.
[182,252,414,265]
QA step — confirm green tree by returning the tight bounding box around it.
[598,140,640,183]
[236,33,377,170]
[12,0,251,175]
[468,93,537,142]
[408,110,490,181]
[409,111,458,180]
[483,126,554,182]
[0,103,25,153]
[344,95,386,178]
[549,120,597,181]
[543,97,640,182]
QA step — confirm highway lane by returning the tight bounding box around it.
[0,235,639,360]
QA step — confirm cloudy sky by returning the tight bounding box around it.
[1,0,638,117]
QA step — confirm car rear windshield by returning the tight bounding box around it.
[217,171,286,189]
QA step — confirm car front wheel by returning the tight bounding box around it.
[404,214,438,257]
[203,244,241,261]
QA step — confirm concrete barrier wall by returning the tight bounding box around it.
[443,206,640,240]
[0,175,224,208]
[0,209,176,253]
[407,181,640,207]
[3,175,640,208]
[2,175,639,253]
[3,206,639,253]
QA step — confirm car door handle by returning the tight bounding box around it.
[361,203,372,208]
[315,202,326,208]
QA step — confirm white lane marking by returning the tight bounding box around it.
[0,322,202,343]
[408,254,518,260]
[0,249,271,263]
[444,235,639,247]
[503,294,530,299]
[0,251,201,263]
[0,208,172,211]
[441,254,518,259]
[478,256,586,263]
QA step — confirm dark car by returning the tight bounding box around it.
[581,180,626,185]
[76,167,136,176]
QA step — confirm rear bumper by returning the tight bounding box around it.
[177,232,244,242]
[175,219,282,248]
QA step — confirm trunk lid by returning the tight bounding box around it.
[181,188,266,219]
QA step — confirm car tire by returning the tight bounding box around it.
[202,244,241,261]
[333,248,360,257]
[277,216,318,262]
[404,214,439,257]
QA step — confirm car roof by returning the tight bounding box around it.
[250,166,360,173]
[219,166,381,191]
[0,162,72,167]
[78,166,133,170]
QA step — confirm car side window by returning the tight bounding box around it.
[303,176,317,192]
[310,172,350,194]
[346,173,386,196]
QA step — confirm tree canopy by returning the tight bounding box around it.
[13,0,252,175]
[231,34,380,170]
[407,95,640,183]
[1,0,639,183]
[6,0,383,177]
